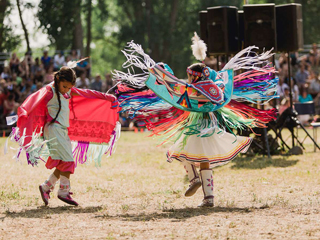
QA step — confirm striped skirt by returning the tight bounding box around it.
[167,131,252,169]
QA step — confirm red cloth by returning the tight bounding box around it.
[17,85,119,149]
[45,157,75,174]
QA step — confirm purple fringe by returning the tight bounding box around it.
[105,130,116,156]
[72,141,90,166]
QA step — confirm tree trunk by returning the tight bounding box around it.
[86,0,92,57]
[146,0,151,51]
[16,0,31,52]
[72,0,83,56]
[0,0,8,52]
[162,0,179,62]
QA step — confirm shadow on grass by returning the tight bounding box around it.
[95,206,259,222]
[1,205,102,219]
[231,156,299,170]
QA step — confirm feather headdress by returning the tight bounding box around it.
[191,32,207,62]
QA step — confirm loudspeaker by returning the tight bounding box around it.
[199,10,208,45]
[206,6,239,55]
[276,4,303,52]
[244,4,277,51]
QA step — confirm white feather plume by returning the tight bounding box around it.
[66,57,89,69]
[67,61,77,69]
[191,32,207,61]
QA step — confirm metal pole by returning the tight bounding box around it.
[287,51,295,147]
[216,55,219,71]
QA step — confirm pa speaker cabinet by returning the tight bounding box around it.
[244,4,277,51]
[276,4,303,52]
[199,10,208,45]
[207,6,239,55]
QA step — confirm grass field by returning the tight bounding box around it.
[0,130,320,239]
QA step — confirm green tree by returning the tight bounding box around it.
[113,0,242,78]
[16,0,34,53]
[0,0,21,52]
[37,0,83,53]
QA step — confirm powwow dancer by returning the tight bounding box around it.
[6,63,120,206]
[113,33,278,207]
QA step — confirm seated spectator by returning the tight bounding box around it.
[3,94,19,117]
[20,82,34,102]
[295,64,309,87]
[0,83,9,114]
[31,57,44,76]
[53,50,65,71]
[283,78,299,102]
[309,43,320,67]
[34,69,44,83]
[9,52,20,74]
[18,53,30,79]
[75,71,90,89]
[11,81,21,103]
[69,49,79,61]
[308,71,320,98]
[36,82,43,91]
[1,66,10,81]
[90,74,102,91]
[11,72,22,85]
[43,65,54,84]
[299,87,313,103]
[297,87,313,125]
[104,73,114,93]
[0,79,7,93]
[76,56,90,77]
[277,76,288,99]
[41,50,52,72]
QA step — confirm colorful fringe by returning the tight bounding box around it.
[5,122,121,167]
[116,84,172,118]
[113,42,278,147]
[232,65,278,103]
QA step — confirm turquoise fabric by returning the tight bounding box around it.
[146,68,234,113]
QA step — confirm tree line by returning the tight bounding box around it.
[0,0,320,77]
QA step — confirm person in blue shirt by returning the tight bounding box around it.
[41,50,52,72]
[299,87,313,103]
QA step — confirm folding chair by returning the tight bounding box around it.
[294,101,320,151]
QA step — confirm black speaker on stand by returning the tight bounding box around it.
[199,10,208,46]
[276,3,303,52]
[274,4,316,152]
[243,4,278,157]
[206,6,239,70]
[243,4,277,51]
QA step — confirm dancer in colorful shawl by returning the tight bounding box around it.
[6,64,120,206]
[113,33,278,207]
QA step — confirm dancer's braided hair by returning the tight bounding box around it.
[50,66,76,124]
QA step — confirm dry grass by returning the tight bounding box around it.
[0,129,320,239]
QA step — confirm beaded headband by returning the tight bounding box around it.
[186,67,211,79]
[186,67,202,77]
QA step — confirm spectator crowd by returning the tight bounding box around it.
[0,50,115,130]
[276,43,320,125]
